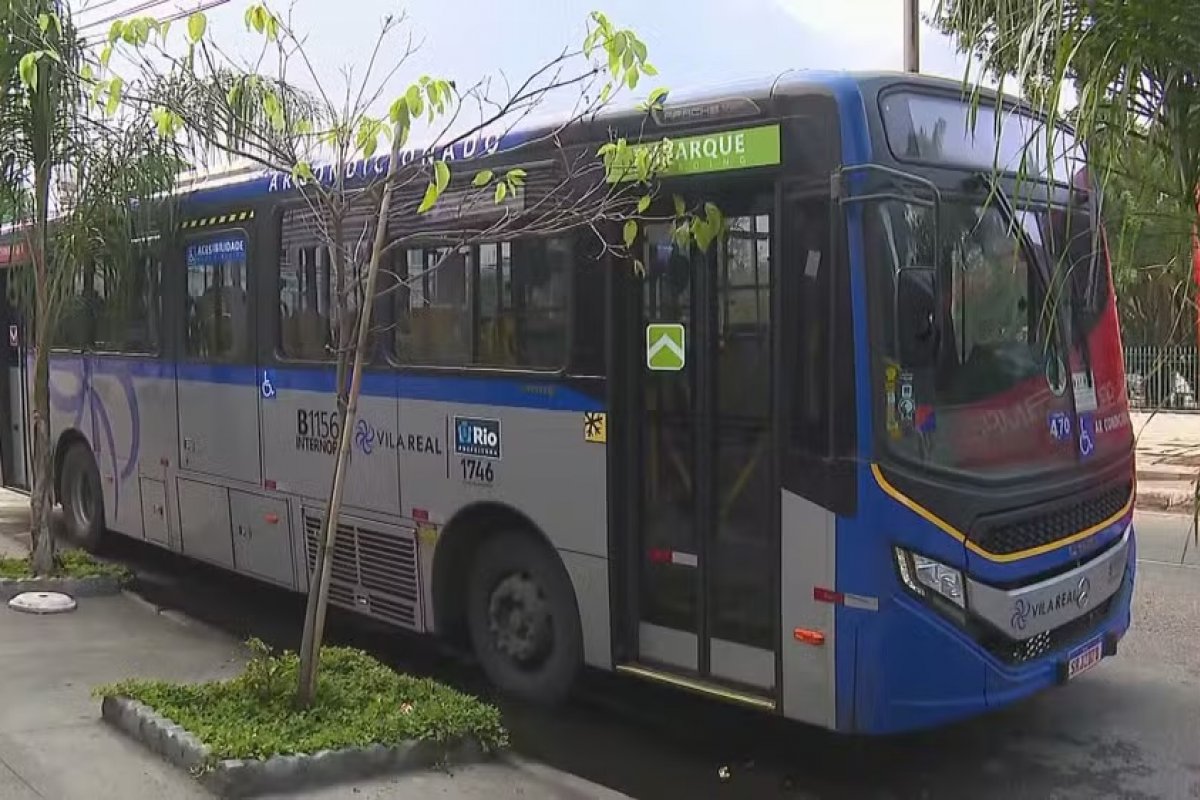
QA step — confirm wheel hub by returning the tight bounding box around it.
[488,572,552,665]
[70,471,95,530]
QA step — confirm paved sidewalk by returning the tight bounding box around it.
[1132,411,1200,512]
[0,492,628,800]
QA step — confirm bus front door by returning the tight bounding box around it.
[616,203,778,707]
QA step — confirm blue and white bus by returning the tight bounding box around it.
[0,70,1136,734]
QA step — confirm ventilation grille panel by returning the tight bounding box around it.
[303,511,421,631]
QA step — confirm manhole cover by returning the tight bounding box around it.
[8,591,77,615]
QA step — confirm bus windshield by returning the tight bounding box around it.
[868,187,1128,478]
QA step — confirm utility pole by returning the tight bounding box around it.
[904,0,920,73]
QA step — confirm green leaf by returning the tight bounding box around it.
[100,44,112,69]
[626,69,639,90]
[418,182,439,214]
[106,77,123,116]
[623,219,638,248]
[18,53,37,91]
[108,20,124,44]
[80,63,94,82]
[293,162,316,183]
[388,97,409,124]
[263,92,284,131]
[434,160,450,193]
[648,87,668,107]
[506,168,527,187]
[187,12,206,43]
[405,85,424,119]
[358,124,379,159]
[247,5,266,33]
[37,13,50,32]
[637,194,651,214]
[495,182,508,204]
[472,169,494,187]
[692,218,717,252]
[704,202,723,229]
[642,62,659,77]
[673,194,686,217]
[158,19,171,40]
[671,222,691,250]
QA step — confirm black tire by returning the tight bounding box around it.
[60,442,105,552]
[466,531,582,705]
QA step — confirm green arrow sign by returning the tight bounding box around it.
[646,323,686,371]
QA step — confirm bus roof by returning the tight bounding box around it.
[1,70,1025,229]
[176,69,1016,210]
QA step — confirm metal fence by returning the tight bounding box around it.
[1124,345,1200,410]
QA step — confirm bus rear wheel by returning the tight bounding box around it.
[60,442,105,552]
[466,531,582,705]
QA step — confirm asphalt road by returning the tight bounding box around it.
[110,511,1200,800]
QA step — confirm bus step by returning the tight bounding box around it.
[614,663,776,711]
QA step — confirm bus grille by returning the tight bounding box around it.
[978,595,1114,665]
[302,511,422,632]
[971,482,1132,556]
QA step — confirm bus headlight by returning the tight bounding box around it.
[894,547,966,609]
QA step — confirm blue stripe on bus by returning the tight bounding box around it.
[50,354,603,412]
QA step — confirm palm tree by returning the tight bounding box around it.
[934,0,1200,340]
[1,0,182,574]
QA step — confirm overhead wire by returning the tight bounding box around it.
[79,0,231,48]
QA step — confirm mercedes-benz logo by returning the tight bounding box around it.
[1076,576,1091,609]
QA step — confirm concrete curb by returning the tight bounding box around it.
[101,695,492,798]
[1136,488,1196,514]
[0,574,121,599]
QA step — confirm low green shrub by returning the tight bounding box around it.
[96,638,508,764]
[0,549,131,582]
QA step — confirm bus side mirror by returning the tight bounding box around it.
[895,269,939,369]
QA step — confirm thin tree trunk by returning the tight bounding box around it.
[296,124,404,707]
[28,157,55,577]
[296,211,352,696]
[29,323,54,576]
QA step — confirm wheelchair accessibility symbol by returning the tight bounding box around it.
[261,371,277,400]
[1078,413,1094,458]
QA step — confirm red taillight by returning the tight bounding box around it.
[412,507,429,522]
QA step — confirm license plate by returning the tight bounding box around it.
[1066,637,1103,680]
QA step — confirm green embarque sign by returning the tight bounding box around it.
[607,123,781,182]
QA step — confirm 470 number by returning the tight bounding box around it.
[460,458,494,484]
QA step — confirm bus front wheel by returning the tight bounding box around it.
[466,531,582,705]
[60,442,105,552]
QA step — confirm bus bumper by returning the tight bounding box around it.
[847,535,1136,735]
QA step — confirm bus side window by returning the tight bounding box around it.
[91,252,162,354]
[392,239,569,371]
[571,232,607,376]
[279,244,334,360]
[185,233,249,360]
[394,246,471,366]
[789,198,832,455]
